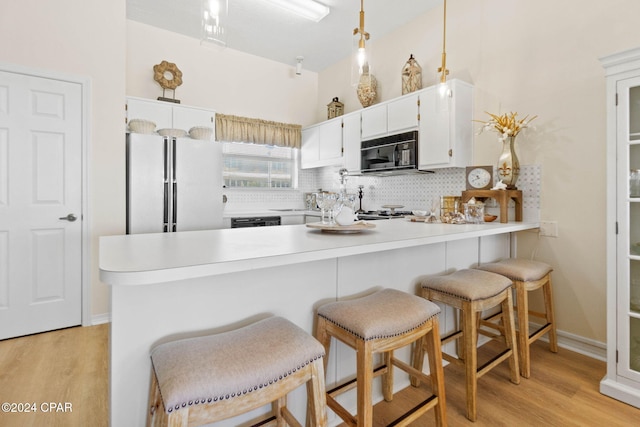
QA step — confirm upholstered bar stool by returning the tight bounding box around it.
[315,288,447,427]
[475,258,558,378]
[417,269,520,422]
[147,316,327,427]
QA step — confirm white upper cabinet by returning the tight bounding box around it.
[342,112,362,174]
[360,93,420,140]
[301,79,473,172]
[127,97,173,129]
[361,103,388,140]
[319,118,343,161]
[418,79,473,169]
[387,93,419,134]
[300,117,343,169]
[172,105,216,130]
[300,125,320,169]
[126,97,215,134]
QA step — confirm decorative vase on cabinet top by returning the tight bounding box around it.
[497,136,520,189]
[357,64,377,108]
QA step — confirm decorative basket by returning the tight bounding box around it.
[128,119,156,134]
[157,128,187,138]
[188,126,214,141]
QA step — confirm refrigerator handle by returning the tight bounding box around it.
[163,138,169,232]
[172,138,177,232]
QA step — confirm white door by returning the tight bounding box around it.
[0,70,83,340]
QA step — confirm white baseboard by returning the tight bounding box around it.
[530,321,606,361]
[90,312,111,325]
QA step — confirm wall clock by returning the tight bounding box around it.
[465,166,493,190]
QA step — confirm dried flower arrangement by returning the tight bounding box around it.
[476,111,537,141]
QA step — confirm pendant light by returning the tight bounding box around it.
[437,0,452,110]
[202,0,229,48]
[438,0,449,84]
[354,0,370,76]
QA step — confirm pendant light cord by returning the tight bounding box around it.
[439,0,449,83]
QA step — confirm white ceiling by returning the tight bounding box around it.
[126,0,442,72]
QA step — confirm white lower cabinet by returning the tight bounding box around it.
[280,215,304,225]
[601,46,640,409]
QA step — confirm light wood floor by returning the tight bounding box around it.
[0,324,108,427]
[0,323,638,426]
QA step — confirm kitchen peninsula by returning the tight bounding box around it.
[100,219,538,426]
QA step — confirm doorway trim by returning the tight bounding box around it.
[0,61,91,327]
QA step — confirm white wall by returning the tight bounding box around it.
[317,0,640,343]
[126,21,319,126]
[0,0,127,320]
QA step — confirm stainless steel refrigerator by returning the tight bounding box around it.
[126,133,223,234]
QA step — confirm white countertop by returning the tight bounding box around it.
[100,220,538,286]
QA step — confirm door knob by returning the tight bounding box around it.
[59,213,78,222]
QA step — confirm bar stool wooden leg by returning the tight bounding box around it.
[424,317,447,427]
[382,350,394,402]
[462,303,478,422]
[356,339,374,427]
[503,290,520,385]
[515,282,530,379]
[544,276,559,353]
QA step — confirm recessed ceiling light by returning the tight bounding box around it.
[264,0,330,23]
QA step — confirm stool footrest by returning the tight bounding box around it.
[528,322,552,342]
[388,395,439,427]
[441,330,463,345]
[327,364,388,398]
[477,349,513,380]
[392,357,431,385]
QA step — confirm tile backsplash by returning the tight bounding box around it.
[224,164,541,221]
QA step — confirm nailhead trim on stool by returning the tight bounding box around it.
[475,258,558,378]
[316,288,447,427]
[147,316,328,427]
[417,269,521,422]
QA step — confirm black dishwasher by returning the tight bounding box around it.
[230,216,281,228]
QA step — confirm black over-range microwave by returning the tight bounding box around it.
[360,130,427,175]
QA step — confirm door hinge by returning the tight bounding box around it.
[448,149,453,157]
[417,99,421,107]
[616,93,618,106]
[616,349,619,363]
[417,114,421,121]
[616,221,619,234]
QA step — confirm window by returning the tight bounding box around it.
[222,142,298,189]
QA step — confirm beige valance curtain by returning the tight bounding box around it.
[215,113,302,148]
